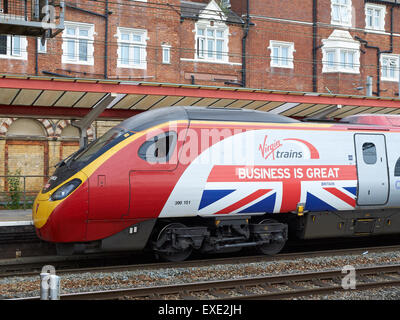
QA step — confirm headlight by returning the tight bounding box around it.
[50,179,82,201]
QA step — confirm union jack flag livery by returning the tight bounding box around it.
[198,165,357,215]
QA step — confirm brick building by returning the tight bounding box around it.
[0,0,400,201]
[0,0,244,84]
[2,0,400,93]
[231,0,400,96]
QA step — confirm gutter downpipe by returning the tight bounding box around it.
[360,39,381,96]
[312,0,317,92]
[241,0,250,88]
[355,5,394,96]
[104,0,109,79]
[35,37,39,76]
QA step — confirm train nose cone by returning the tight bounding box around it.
[32,193,55,229]
[32,171,88,230]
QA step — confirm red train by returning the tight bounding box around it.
[33,106,400,261]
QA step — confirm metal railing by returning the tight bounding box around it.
[0,0,65,38]
[0,174,48,210]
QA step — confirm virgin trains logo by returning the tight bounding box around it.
[259,135,320,160]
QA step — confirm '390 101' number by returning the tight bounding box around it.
[175,200,191,206]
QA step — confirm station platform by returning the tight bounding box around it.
[0,209,45,259]
[0,209,33,227]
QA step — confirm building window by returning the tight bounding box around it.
[12,36,21,56]
[381,54,399,82]
[161,44,171,64]
[365,4,385,31]
[62,22,94,65]
[340,49,355,69]
[0,36,6,55]
[323,48,358,73]
[268,41,295,69]
[195,23,228,62]
[117,28,147,69]
[331,0,352,27]
[0,35,27,60]
[322,30,360,74]
[37,38,46,54]
[326,50,335,68]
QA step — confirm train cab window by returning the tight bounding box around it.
[138,131,177,163]
[395,158,400,176]
[362,142,377,165]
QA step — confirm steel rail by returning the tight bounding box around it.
[2,244,400,279]
[12,263,400,300]
[234,279,400,300]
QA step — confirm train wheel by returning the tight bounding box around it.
[155,223,193,262]
[256,219,286,255]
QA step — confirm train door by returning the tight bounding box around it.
[354,134,389,205]
[127,124,189,219]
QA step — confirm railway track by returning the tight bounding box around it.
[12,264,400,300]
[2,233,400,272]
[1,244,400,278]
[0,225,37,243]
[0,224,56,260]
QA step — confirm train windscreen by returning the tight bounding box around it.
[73,127,128,163]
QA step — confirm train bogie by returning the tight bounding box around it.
[150,217,287,261]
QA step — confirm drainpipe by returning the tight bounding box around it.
[241,0,250,88]
[354,5,394,97]
[358,38,381,96]
[312,0,318,92]
[35,37,39,76]
[104,0,109,79]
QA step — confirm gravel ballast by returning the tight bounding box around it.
[2,250,400,299]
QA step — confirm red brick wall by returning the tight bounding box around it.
[246,19,314,92]
[0,0,243,87]
[244,0,400,96]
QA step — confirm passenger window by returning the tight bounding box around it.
[395,158,400,176]
[138,131,177,163]
[362,142,377,165]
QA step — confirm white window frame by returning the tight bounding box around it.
[322,30,360,74]
[62,22,94,66]
[195,22,229,63]
[381,54,399,82]
[365,3,386,31]
[268,40,295,69]
[37,38,47,54]
[323,47,359,73]
[117,27,147,69]
[161,44,171,64]
[331,0,352,27]
[0,35,27,60]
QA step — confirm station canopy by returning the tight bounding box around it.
[1,75,400,121]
